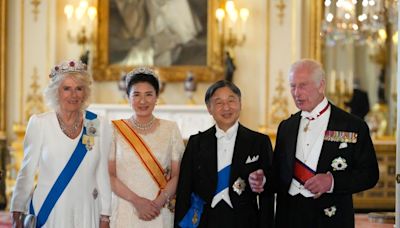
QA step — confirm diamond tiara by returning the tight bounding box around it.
[125,67,158,87]
[49,60,88,79]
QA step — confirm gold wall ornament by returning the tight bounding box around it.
[365,103,390,139]
[30,0,41,21]
[24,67,46,122]
[275,0,286,25]
[270,71,289,125]
[92,0,223,82]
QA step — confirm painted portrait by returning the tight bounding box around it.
[108,0,207,67]
[93,0,222,81]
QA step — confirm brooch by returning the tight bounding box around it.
[331,157,348,171]
[84,118,100,136]
[82,117,99,151]
[324,130,357,143]
[232,177,246,195]
[324,206,337,217]
[82,135,94,151]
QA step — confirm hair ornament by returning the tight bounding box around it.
[125,66,158,87]
[49,60,88,79]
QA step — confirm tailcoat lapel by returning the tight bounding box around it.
[200,126,218,191]
[230,124,250,186]
[286,113,301,174]
[317,104,347,172]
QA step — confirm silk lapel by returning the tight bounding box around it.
[230,124,249,186]
[199,126,218,189]
[286,113,301,173]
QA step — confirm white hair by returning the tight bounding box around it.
[43,72,92,111]
[289,59,325,84]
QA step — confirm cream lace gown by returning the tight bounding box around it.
[110,119,185,228]
[10,111,112,228]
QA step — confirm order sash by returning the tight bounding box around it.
[179,193,205,228]
[293,158,316,185]
[112,119,167,189]
[215,165,231,195]
[30,111,97,227]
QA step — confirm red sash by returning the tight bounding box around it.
[293,158,316,185]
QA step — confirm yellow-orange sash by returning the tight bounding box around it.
[112,119,167,189]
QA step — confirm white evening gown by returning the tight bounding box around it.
[10,111,112,228]
[110,119,185,228]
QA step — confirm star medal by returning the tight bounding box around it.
[232,177,246,195]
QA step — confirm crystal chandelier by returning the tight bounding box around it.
[321,0,398,46]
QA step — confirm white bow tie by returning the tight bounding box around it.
[215,130,235,140]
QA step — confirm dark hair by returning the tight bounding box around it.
[126,73,160,96]
[205,80,241,104]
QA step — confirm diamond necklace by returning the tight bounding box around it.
[130,115,156,131]
[56,112,82,137]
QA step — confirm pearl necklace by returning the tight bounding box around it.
[56,112,82,137]
[130,116,156,131]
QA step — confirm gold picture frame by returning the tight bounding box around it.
[92,0,224,82]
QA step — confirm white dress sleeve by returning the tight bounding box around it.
[10,115,43,212]
[171,122,185,162]
[96,116,112,216]
[108,124,117,162]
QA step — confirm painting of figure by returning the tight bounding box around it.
[108,0,207,67]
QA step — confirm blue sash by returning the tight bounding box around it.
[29,111,97,227]
[215,165,231,195]
[179,193,205,228]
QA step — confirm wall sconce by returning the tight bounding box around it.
[64,0,97,54]
[215,0,249,55]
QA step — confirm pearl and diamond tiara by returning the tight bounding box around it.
[49,60,88,79]
[125,67,158,87]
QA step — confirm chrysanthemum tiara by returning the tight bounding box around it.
[49,60,88,79]
[125,67,158,87]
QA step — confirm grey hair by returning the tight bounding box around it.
[43,72,92,111]
[289,59,325,84]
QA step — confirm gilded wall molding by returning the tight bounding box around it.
[275,0,286,25]
[0,0,6,136]
[270,70,289,125]
[25,67,46,121]
[30,0,41,22]
[259,0,270,133]
[19,0,25,123]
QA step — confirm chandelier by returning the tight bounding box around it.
[321,0,398,46]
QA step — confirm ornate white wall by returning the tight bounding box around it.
[5,0,307,140]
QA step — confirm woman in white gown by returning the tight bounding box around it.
[10,60,112,228]
[109,67,185,228]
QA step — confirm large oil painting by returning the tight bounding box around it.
[93,0,224,82]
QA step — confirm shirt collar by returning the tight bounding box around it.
[215,121,239,140]
[301,97,329,119]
